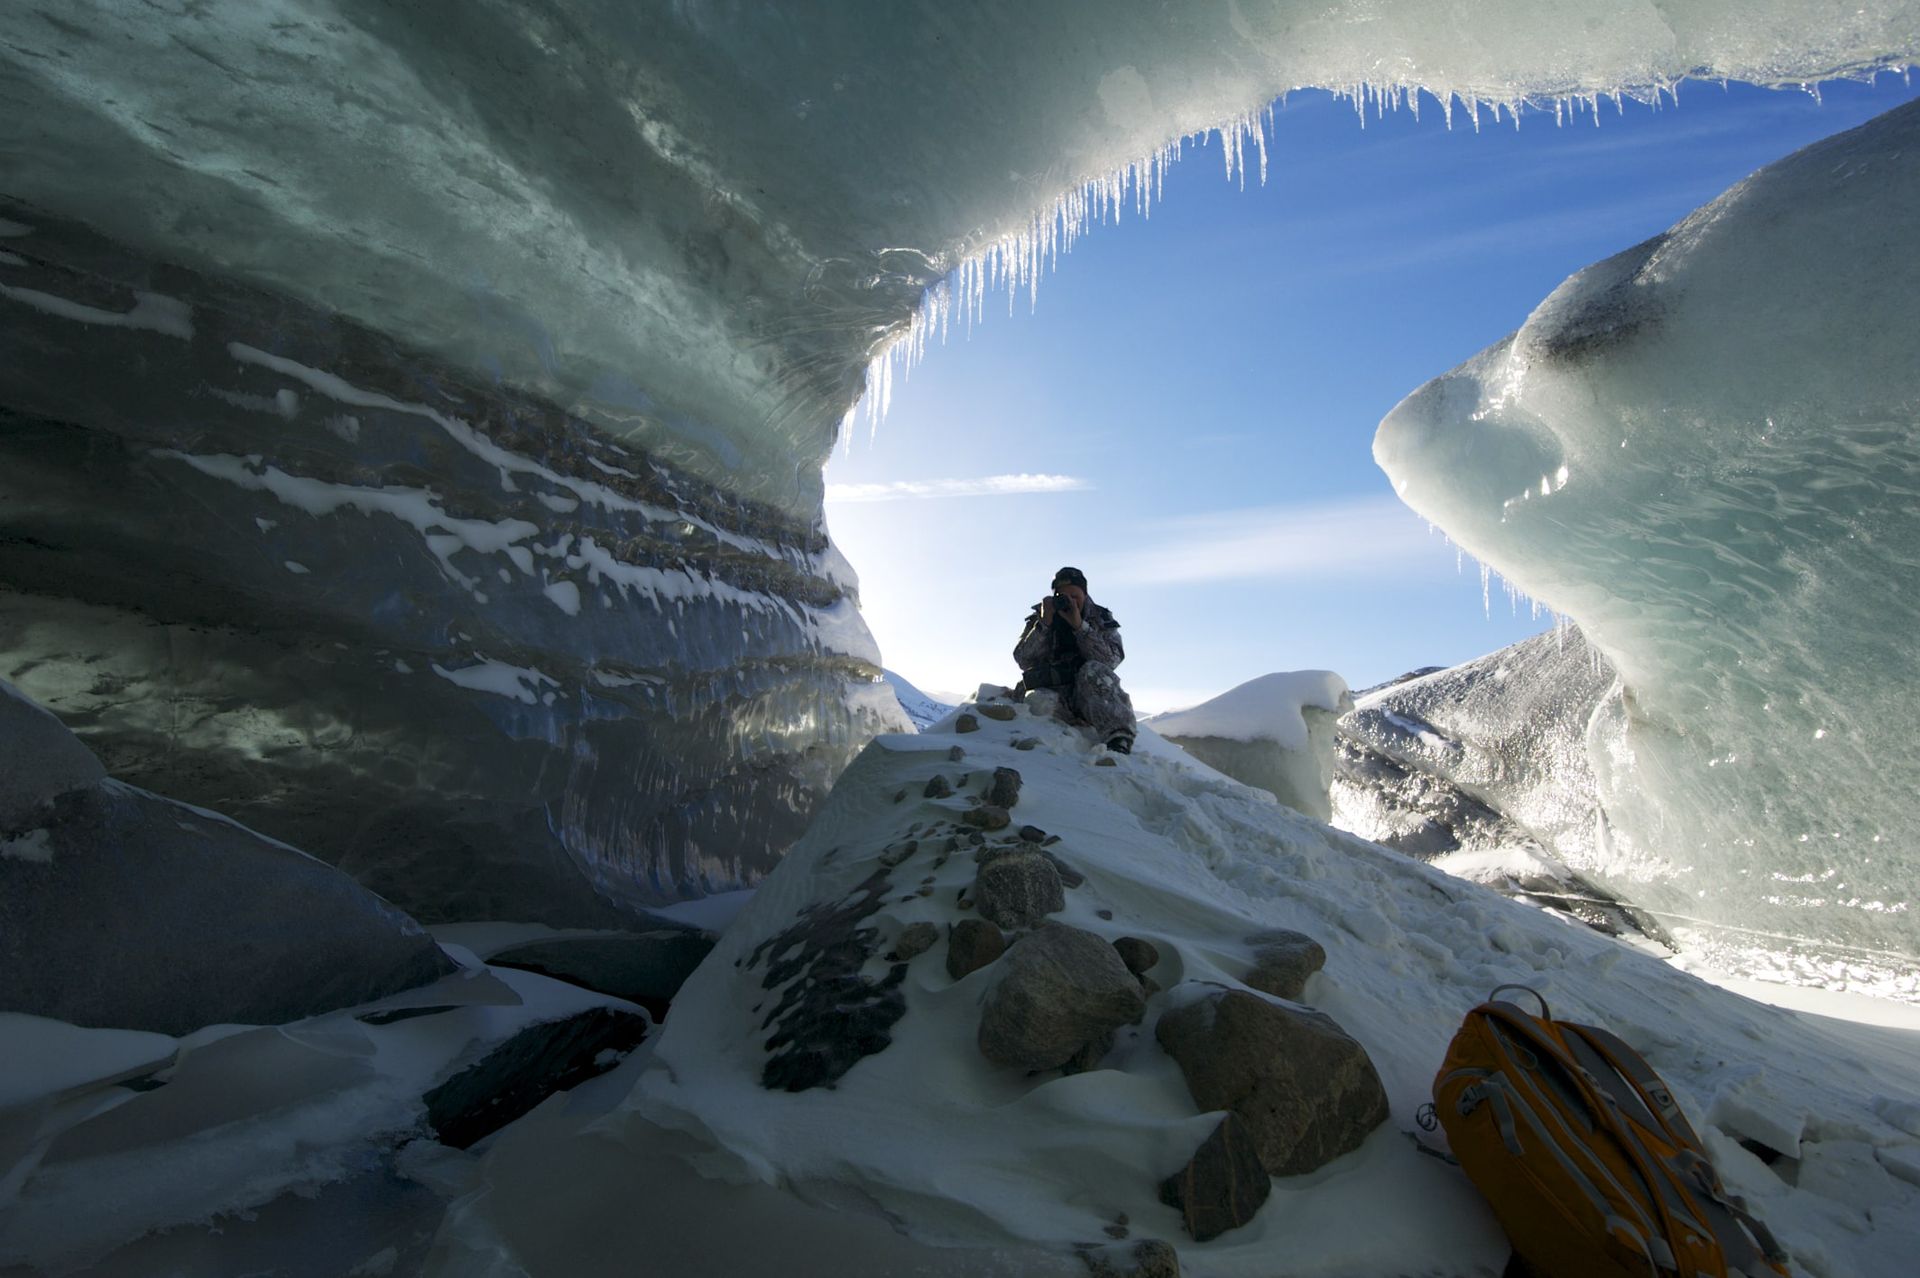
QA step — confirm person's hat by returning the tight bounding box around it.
[1052,566,1088,589]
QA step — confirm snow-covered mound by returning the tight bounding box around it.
[1376,98,1920,977]
[627,687,1920,1277]
[1149,671,1352,821]
[884,669,959,731]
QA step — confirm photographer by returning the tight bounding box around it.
[1013,566,1136,754]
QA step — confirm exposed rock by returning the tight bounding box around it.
[1095,757,1117,768]
[962,805,1012,831]
[1158,1112,1271,1242]
[1014,737,1040,751]
[0,680,105,829]
[1155,990,1389,1177]
[1,771,455,1036]
[746,869,908,1092]
[1063,1029,1116,1074]
[488,930,716,1014]
[879,839,919,867]
[978,703,1018,722]
[973,850,1065,929]
[923,774,954,799]
[891,922,940,961]
[1018,824,1047,843]
[1025,690,1063,720]
[1243,930,1327,1002]
[1112,936,1160,977]
[987,766,1023,808]
[955,714,981,734]
[425,1007,649,1149]
[947,919,1007,979]
[1079,1237,1180,1278]
[948,745,967,761]
[978,924,1145,1071]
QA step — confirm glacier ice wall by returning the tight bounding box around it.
[0,205,902,924]
[1375,100,1920,969]
[4,4,1918,923]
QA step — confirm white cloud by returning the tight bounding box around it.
[825,473,1091,503]
[1113,494,1455,585]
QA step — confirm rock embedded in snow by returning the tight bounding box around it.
[1158,1113,1271,1243]
[890,922,940,962]
[1242,930,1328,1003]
[1112,937,1161,978]
[963,804,1012,831]
[955,714,981,734]
[0,679,106,830]
[978,704,1018,723]
[1155,991,1389,1178]
[923,774,955,799]
[986,766,1023,809]
[946,919,1007,981]
[1081,1239,1181,1278]
[973,850,1066,929]
[978,923,1146,1072]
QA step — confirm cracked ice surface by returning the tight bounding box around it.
[1375,100,1920,976]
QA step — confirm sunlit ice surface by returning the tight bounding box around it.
[1376,99,1920,987]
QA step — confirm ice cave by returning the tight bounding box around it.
[3,3,1919,1276]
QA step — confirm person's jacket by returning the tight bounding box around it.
[1014,600,1124,686]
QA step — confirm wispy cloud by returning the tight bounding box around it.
[826,473,1092,503]
[1112,494,1452,585]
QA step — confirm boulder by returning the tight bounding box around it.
[955,714,981,734]
[962,805,1012,832]
[0,680,106,830]
[890,921,940,961]
[979,923,1145,1071]
[946,918,1007,980]
[978,703,1018,722]
[1243,929,1327,1002]
[1155,990,1388,1177]
[487,930,716,1010]
[974,850,1065,929]
[1112,937,1160,977]
[986,767,1023,809]
[1,688,456,1035]
[923,774,954,799]
[1158,1112,1271,1242]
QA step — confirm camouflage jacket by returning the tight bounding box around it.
[1014,600,1124,680]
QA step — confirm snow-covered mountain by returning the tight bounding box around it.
[883,669,959,731]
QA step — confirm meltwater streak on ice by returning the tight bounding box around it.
[1375,98,1920,972]
[5,2,1920,514]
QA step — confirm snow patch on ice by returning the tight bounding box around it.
[0,828,53,863]
[431,659,559,706]
[0,286,192,340]
[1148,670,1348,750]
[542,580,582,616]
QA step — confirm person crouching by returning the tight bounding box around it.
[1013,566,1136,754]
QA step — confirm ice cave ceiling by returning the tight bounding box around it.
[2,1,1918,961]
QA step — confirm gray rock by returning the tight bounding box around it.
[947,918,1007,979]
[974,850,1065,929]
[1014,737,1039,751]
[978,923,1145,1071]
[1,779,456,1036]
[978,703,1018,722]
[1155,990,1389,1177]
[1018,824,1046,843]
[1043,851,1086,888]
[948,745,966,761]
[1080,1238,1180,1278]
[891,921,939,961]
[1243,930,1327,1002]
[1,681,107,831]
[955,714,981,734]
[986,767,1023,809]
[1158,1112,1271,1242]
[1112,936,1160,977]
[1094,757,1117,768]
[962,805,1012,831]
[425,1007,649,1149]
[487,930,715,1009]
[923,774,954,799]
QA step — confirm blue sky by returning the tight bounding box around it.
[825,75,1920,712]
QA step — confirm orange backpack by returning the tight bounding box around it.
[1432,986,1790,1278]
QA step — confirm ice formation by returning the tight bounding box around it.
[1375,99,1920,976]
[3,4,1918,924]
